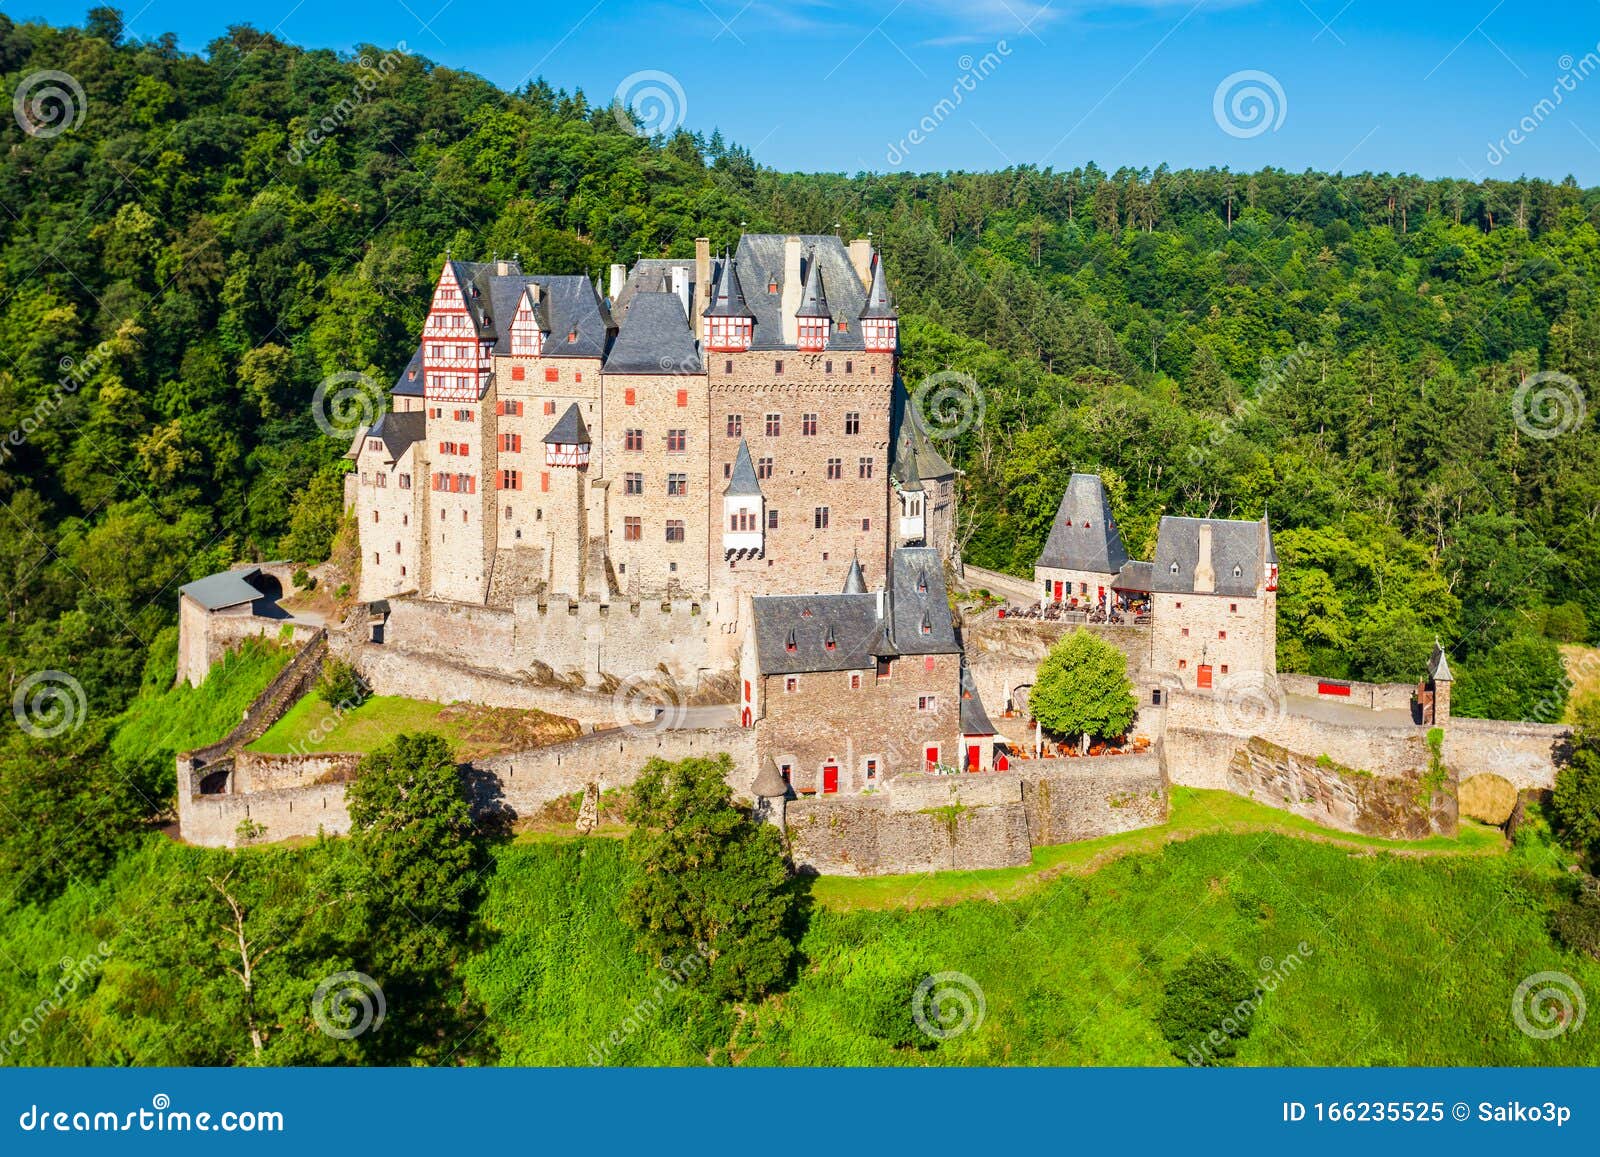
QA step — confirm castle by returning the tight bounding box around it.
[346,235,957,630]
[171,243,1572,876]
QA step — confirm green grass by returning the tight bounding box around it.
[109,637,291,769]
[248,694,455,755]
[792,787,1505,912]
[2,802,1592,1067]
[247,693,581,758]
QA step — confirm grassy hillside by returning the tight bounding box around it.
[1,799,1591,1067]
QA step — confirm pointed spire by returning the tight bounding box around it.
[859,250,897,319]
[542,402,590,446]
[724,438,762,497]
[703,250,753,318]
[842,553,867,594]
[1428,638,1454,683]
[795,247,831,318]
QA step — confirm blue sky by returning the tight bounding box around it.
[10,0,1600,182]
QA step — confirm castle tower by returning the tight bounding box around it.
[722,438,765,561]
[541,403,592,596]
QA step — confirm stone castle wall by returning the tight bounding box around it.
[963,617,1153,720]
[474,726,756,821]
[1225,737,1455,839]
[380,594,722,687]
[1443,718,1570,790]
[1016,752,1168,845]
[1277,673,1418,712]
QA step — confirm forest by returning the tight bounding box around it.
[2,9,1600,1065]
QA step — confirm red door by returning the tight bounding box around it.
[1197,664,1213,689]
[967,744,980,772]
[822,764,839,794]
[925,745,940,771]
[1053,581,1063,602]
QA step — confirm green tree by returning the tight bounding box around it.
[280,467,347,564]
[1029,630,1138,751]
[1551,697,1600,863]
[1156,950,1260,1065]
[621,755,793,1002]
[1452,634,1568,722]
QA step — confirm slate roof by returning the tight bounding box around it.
[724,439,762,497]
[485,275,610,359]
[703,253,753,318]
[447,260,499,340]
[393,344,424,396]
[542,403,590,446]
[889,381,956,487]
[751,757,790,799]
[795,247,831,318]
[612,259,696,321]
[604,292,702,375]
[887,547,960,656]
[959,663,997,736]
[1428,640,1454,683]
[1114,559,1154,592]
[180,566,274,612]
[751,548,959,675]
[842,555,867,594]
[1037,474,1130,575]
[1150,516,1269,598]
[860,251,896,319]
[731,234,871,352]
[365,410,425,461]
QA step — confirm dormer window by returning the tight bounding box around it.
[1232,564,1243,577]
[768,281,778,294]
[825,627,836,652]
[1170,562,1180,574]
[798,317,828,351]
[920,616,932,636]
[785,630,797,653]
[567,328,578,342]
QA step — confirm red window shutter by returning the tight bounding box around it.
[925,656,935,673]
[495,401,503,415]
[541,472,550,492]
[574,372,583,383]
[467,476,476,494]
[545,367,559,382]
[545,400,555,415]
[511,366,525,382]
[625,387,636,405]
[677,389,688,407]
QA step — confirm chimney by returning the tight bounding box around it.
[1194,524,1216,594]
[608,262,626,302]
[670,266,690,320]
[694,237,711,341]
[495,259,511,276]
[781,236,803,346]
[848,238,873,289]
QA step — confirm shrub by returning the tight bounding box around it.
[1552,696,1600,862]
[318,658,368,708]
[1156,950,1259,1065]
[1552,881,1600,960]
[860,967,936,1050]
[1545,602,1589,644]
